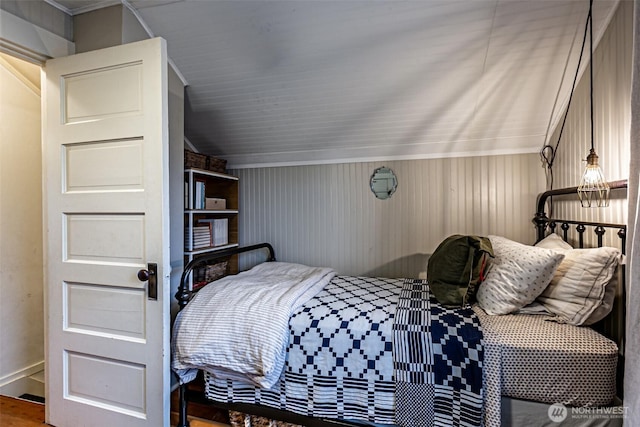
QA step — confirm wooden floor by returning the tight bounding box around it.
[0,395,46,427]
[0,390,228,427]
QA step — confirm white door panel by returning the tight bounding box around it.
[65,351,147,415]
[44,38,170,427]
[65,282,146,340]
[64,138,145,192]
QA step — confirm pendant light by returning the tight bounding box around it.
[577,0,610,207]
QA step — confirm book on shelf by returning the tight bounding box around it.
[197,218,228,247]
[185,225,212,249]
[214,218,228,246]
[194,179,206,209]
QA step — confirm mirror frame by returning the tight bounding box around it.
[370,166,398,200]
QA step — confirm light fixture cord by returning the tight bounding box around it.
[589,0,594,152]
[540,1,592,189]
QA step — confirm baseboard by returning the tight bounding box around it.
[0,361,45,398]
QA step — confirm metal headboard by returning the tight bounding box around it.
[533,179,628,245]
[176,242,276,309]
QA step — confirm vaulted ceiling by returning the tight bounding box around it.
[53,0,620,168]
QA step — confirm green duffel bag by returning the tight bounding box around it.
[427,234,494,307]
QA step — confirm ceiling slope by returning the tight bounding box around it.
[54,0,620,168]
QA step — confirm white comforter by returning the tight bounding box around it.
[171,262,335,388]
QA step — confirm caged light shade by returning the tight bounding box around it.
[575,0,609,208]
[577,148,610,207]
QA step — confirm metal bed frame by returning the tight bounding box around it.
[176,243,368,427]
[175,181,628,427]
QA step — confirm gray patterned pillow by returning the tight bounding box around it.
[476,235,565,315]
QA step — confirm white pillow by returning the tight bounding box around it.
[476,235,565,315]
[534,232,573,251]
[534,234,621,326]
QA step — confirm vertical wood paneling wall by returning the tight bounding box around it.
[546,1,631,248]
[232,154,544,277]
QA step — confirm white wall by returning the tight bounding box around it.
[232,153,545,278]
[0,5,74,64]
[0,53,44,394]
[0,0,72,40]
[74,4,150,54]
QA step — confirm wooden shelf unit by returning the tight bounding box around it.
[184,168,239,286]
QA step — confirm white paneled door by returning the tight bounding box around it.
[43,38,170,427]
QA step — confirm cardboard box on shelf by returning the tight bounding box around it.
[205,198,226,210]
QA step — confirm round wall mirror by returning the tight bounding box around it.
[370,167,398,200]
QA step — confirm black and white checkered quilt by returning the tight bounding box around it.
[206,275,401,423]
[394,279,484,427]
[204,276,484,426]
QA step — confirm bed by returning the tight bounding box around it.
[172,182,627,427]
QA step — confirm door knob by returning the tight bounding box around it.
[137,269,150,281]
[137,263,158,300]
